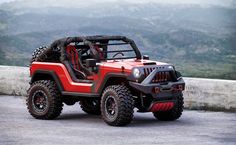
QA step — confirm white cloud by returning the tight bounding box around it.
[0,0,16,4]
[1,0,235,8]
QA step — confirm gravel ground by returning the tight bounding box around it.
[0,95,235,145]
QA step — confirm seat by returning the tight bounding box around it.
[94,45,104,59]
[66,45,92,80]
[66,45,81,71]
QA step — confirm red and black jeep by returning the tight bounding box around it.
[27,36,185,126]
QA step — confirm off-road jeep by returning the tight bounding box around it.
[27,35,185,126]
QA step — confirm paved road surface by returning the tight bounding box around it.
[0,96,235,145]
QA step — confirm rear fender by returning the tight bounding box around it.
[30,70,64,92]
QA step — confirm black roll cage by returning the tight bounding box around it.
[38,35,142,82]
[49,35,142,62]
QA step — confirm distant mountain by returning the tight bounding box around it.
[0,0,235,79]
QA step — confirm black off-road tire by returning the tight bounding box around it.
[153,93,184,121]
[31,46,48,64]
[26,80,63,119]
[101,85,134,126]
[80,99,101,115]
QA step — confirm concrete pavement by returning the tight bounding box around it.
[1,65,236,111]
[0,95,236,145]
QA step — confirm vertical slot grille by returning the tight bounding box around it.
[143,67,171,83]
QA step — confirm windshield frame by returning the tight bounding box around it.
[93,40,138,61]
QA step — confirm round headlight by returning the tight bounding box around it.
[168,66,174,70]
[132,68,141,78]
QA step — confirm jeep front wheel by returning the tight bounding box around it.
[26,80,63,119]
[153,93,184,121]
[101,85,134,126]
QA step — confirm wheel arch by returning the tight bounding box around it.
[31,70,64,92]
[97,73,129,94]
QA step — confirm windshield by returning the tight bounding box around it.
[94,40,137,60]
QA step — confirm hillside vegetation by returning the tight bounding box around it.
[0,0,235,79]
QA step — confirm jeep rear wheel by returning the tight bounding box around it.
[101,85,134,126]
[153,93,184,121]
[80,99,101,115]
[26,80,63,119]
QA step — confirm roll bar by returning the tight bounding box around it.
[48,35,142,62]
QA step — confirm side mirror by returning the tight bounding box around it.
[142,55,149,60]
[86,59,96,68]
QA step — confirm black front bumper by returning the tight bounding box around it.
[129,77,185,101]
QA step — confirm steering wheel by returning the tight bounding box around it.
[112,52,124,58]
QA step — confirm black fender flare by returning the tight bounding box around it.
[30,70,64,92]
[96,73,129,94]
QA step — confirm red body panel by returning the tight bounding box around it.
[31,62,92,93]
[30,59,169,93]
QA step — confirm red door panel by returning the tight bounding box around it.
[31,62,92,93]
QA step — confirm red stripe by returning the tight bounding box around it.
[162,103,167,111]
[166,103,171,111]
[150,102,174,112]
[156,104,161,111]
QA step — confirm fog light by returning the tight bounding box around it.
[153,87,160,94]
[173,85,183,91]
[178,85,183,91]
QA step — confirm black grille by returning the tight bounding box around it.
[143,67,172,83]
